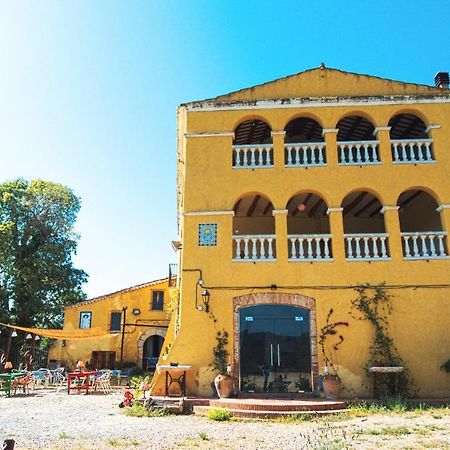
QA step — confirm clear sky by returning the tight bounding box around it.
[1,1,449,298]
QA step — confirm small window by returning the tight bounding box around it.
[79,311,92,329]
[152,291,164,310]
[110,312,122,332]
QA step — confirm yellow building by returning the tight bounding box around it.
[48,277,172,370]
[152,66,450,399]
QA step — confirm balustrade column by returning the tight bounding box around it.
[273,209,288,262]
[437,204,450,234]
[381,206,402,260]
[322,128,338,168]
[326,207,345,262]
[374,127,391,165]
[271,131,285,169]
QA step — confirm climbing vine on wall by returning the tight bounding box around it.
[318,308,348,376]
[351,283,413,396]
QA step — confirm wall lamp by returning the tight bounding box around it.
[11,330,17,338]
[201,289,210,313]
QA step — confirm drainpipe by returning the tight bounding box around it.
[120,307,127,365]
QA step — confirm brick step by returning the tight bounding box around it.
[194,405,349,419]
[208,398,346,412]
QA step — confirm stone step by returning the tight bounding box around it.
[194,405,349,419]
[208,398,346,412]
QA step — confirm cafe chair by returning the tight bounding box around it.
[13,374,33,395]
[94,371,113,394]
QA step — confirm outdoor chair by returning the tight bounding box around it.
[12,374,32,395]
[94,371,113,394]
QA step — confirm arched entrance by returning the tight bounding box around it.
[137,327,166,369]
[142,335,164,371]
[233,292,318,394]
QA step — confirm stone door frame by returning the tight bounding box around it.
[137,327,167,368]
[232,292,318,392]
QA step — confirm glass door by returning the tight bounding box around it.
[239,304,311,393]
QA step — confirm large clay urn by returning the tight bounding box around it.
[323,375,341,399]
[214,373,233,398]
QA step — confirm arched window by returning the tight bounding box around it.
[336,116,379,165]
[389,114,434,163]
[233,120,273,168]
[233,194,276,261]
[397,189,447,259]
[284,118,326,167]
[286,193,331,261]
[341,191,389,260]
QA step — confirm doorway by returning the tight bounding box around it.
[239,304,312,393]
[142,335,164,371]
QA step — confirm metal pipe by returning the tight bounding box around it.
[120,307,127,365]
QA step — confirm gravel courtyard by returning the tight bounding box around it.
[1,389,449,449]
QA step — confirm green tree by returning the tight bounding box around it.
[0,179,88,328]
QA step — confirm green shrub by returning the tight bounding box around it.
[207,408,231,421]
[122,402,169,418]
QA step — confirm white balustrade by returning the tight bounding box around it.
[233,234,276,261]
[401,231,448,259]
[338,141,380,165]
[233,144,274,168]
[285,142,326,167]
[344,233,390,261]
[288,234,333,261]
[391,139,434,164]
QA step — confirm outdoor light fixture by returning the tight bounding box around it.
[132,308,141,316]
[11,330,17,338]
[35,335,40,341]
[26,333,32,340]
[171,240,182,252]
[201,289,210,313]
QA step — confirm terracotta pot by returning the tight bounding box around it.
[323,375,341,399]
[214,373,233,398]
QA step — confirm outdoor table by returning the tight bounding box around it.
[67,371,97,395]
[0,372,27,396]
[156,365,191,397]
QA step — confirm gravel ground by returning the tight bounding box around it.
[1,389,449,449]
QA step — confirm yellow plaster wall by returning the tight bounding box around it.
[213,67,444,101]
[48,279,171,370]
[155,71,450,398]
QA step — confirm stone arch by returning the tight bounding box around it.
[232,292,318,391]
[137,327,167,368]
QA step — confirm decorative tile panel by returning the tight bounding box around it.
[198,224,217,246]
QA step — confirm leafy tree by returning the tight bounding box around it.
[0,179,88,329]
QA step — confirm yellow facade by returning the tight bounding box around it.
[153,67,450,398]
[48,278,172,370]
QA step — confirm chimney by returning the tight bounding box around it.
[434,72,449,89]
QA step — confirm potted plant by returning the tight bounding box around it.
[212,330,233,398]
[318,309,348,399]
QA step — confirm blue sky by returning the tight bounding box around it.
[1,1,449,298]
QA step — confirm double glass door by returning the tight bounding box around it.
[239,304,311,393]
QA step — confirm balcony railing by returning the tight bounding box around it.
[401,231,448,259]
[233,234,276,261]
[391,139,434,164]
[233,144,274,168]
[288,234,333,261]
[338,141,380,165]
[285,142,326,167]
[344,233,390,261]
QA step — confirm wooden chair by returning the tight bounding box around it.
[12,374,32,395]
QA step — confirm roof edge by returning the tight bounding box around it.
[181,66,445,106]
[67,277,171,309]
